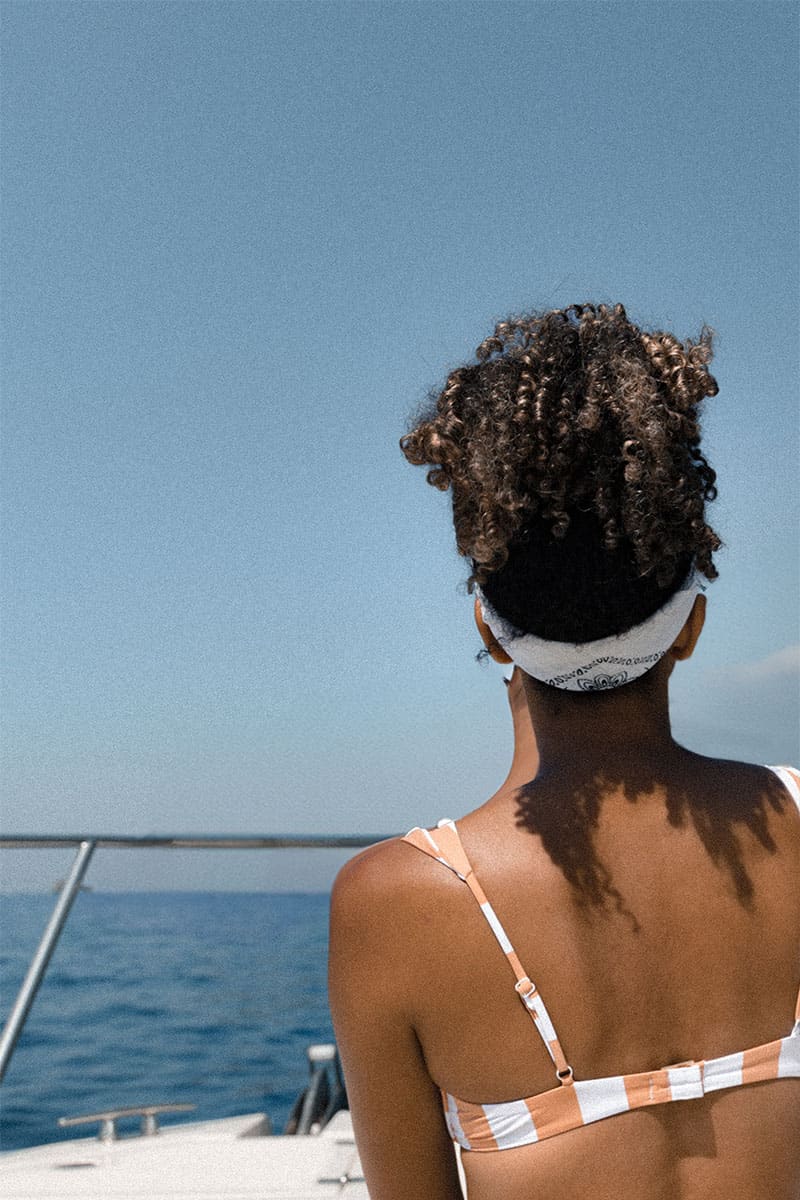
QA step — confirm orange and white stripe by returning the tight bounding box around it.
[403,819,573,1079]
[442,1034,800,1150]
[403,764,800,1153]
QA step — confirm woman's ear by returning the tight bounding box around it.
[670,593,706,662]
[474,596,513,664]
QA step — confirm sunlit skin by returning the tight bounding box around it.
[489,670,540,800]
[329,597,800,1200]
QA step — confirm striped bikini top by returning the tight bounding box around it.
[403,764,800,1153]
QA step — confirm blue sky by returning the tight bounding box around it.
[2,1,798,892]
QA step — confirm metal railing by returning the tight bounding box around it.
[0,832,394,1083]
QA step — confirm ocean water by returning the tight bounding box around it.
[0,892,333,1152]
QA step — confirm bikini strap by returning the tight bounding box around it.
[766,766,800,1026]
[767,765,800,814]
[402,820,574,1085]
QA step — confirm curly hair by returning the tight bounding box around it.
[401,303,720,642]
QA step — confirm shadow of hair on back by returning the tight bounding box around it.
[514,760,787,930]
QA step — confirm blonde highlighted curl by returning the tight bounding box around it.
[401,303,720,591]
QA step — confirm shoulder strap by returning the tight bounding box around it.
[765,767,800,1026]
[767,765,800,814]
[402,821,574,1085]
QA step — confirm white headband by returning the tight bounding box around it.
[478,569,703,692]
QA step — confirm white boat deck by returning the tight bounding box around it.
[0,1111,368,1199]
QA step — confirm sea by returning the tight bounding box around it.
[0,892,333,1152]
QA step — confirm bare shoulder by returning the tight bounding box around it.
[329,832,462,1030]
[332,837,413,910]
[331,832,460,937]
[328,838,466,1200]
[332,835,415,898]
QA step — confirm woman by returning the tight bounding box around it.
[328,303,800,1200]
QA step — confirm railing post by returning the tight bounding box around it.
[0,839,96,1082]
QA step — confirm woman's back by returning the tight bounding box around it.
[354,754,800,1199]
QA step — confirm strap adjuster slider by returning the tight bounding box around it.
[514,976,538,1010]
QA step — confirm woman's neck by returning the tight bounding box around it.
[521,665,678,774]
